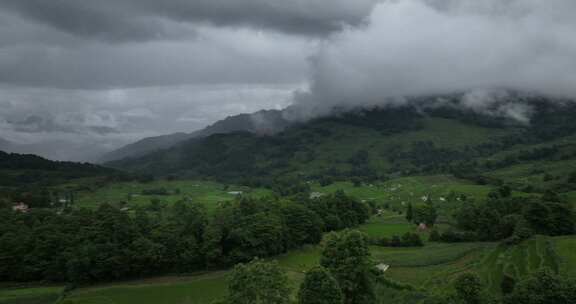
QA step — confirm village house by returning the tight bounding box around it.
[12,202,30,213]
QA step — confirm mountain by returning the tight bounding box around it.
[109,94,576,193]
[0,137,109,163]
[0,150,123,188]
[99,109,291,163]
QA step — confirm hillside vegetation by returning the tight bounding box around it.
[109,97,576,199]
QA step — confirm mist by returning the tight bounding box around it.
[291,0,576,120]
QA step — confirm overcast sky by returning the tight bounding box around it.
[1,0,575,161]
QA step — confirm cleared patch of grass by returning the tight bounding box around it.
[63,273,227,304]
[359,217,415,239]
[275,246,321,273]
[0,286,63,304]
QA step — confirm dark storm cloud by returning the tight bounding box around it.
[0,35,309,89]
[0,84,296,161]
[0,1,326,160]
[5,0,576,162]
[0,0,378,41]
[0,0,186,42]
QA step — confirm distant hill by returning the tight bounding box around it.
[99,109,291,163]
[0,150,122,188]
[0,137,108,163]
[109,94,576,194]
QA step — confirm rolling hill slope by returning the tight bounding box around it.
[99,109,290,163]
[108,95,576,194]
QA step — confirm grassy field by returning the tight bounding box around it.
[61,273,228,304]
[0,286,64,304]
[69,173,504,216]
[312,175,498,214]
[361,222,414,239]
[554,236,576,277]
[73,180,272,211]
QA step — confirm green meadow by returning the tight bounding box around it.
[73,180,272,210]
[312,175,499,214]
[0,286,64,304]
[554,236,576,277]
[61,273,227,304]
[69,174,508,216]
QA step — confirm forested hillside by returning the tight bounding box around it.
[99,109,290,163]
[109,96,576,195]
[0,151,128,209]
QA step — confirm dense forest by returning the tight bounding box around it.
[0,191,369,284]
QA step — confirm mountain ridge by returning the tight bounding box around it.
[107,94,576,194]
[98,109,291,163]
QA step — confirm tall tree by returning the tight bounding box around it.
[298,267,344,304]
[227,259,291,304]
[413,202,437,227]
[405,203,413,223]
[453,272,483,304]
[320,230,375,304]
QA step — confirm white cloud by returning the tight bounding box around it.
[294,0,576,117]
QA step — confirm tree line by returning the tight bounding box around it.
[436,188,575,243]
[0,190,370,284]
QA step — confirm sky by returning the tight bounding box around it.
[1,0,575,161]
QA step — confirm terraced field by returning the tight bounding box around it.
[373,242,494,289]
[477,236,559,294]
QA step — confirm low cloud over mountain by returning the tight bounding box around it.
[1,0,575,161]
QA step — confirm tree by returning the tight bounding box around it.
[405,203,413,223]
[523,199,575,236]
[413,202,438,227]
[501,274,516,295]
[400,232,423,247]
[504,269,576,304]
[281,202,323,248]
[227,259,291,304]
[298,267,344,304]
[429,230,441,242]
[320,230,375,304]
[453,273,483,304]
